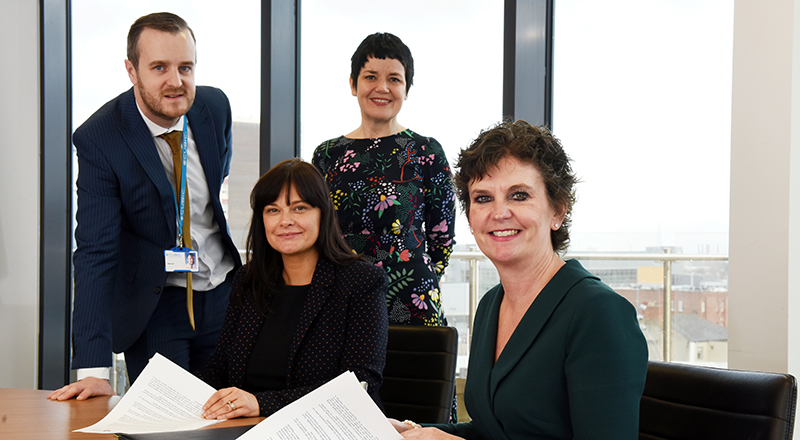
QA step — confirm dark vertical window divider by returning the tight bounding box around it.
[503,0,554,128]
[260,0,302,175]
[39,0,73,389]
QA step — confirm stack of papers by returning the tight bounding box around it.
[76,353,402,440]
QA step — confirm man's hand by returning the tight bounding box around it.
[47,377,115,401]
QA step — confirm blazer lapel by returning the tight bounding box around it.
[489,260,589,392]
[287,259,334,372]
[118,88,178,236]
[231,298,267,388]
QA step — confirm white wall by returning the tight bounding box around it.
[0,0,40,388]
[730,0,800,391]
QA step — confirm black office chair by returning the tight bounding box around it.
[639,360,797,440]
[379,325,458,424]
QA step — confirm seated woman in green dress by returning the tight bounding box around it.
[391,120,648,440]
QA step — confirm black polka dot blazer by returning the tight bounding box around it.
[196,257,388,417]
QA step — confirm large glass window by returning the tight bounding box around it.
[553,0,733,365]
[72,1,261,251]
[71,1,260,389]
[300,0,504,374]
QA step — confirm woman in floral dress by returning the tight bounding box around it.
[312,32,455,327]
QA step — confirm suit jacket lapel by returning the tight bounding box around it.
[187,99,222,193]
[119,88,178,237]
[287,258,334,374]
[489,260,589,392]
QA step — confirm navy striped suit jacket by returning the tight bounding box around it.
[71,86,242,369]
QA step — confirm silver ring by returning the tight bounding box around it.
[228,401,236,411]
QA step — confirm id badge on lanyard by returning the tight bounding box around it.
[164,117,199,273]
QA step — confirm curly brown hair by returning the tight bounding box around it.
[454,120,577,254]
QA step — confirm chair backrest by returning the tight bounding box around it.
[379,325,458,424]
[639,360,797,440]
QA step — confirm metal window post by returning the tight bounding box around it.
[663,248,673,362]
[468,255,480,344]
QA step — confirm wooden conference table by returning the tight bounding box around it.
[0,388,264,440]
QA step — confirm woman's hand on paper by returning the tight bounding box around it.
[388,418,464,439]
[402,428,464,439]
[202,387,259,419]
[389,418,416,433]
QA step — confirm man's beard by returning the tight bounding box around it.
[139,83,195,122]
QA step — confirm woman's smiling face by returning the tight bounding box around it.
[468,156,563,268]
[350,57,407,127]
[263,184,321,261]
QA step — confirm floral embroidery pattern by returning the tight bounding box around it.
[411,292,428,310]
[313,130,456,326]
[374,194,397,217]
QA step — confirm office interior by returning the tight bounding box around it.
[1,0,799,424]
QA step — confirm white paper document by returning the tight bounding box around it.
[75,353,221,434]
[239,371,402,440]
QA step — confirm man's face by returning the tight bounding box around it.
[125,28,196,128]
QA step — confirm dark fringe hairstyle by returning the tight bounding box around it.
[241,158,360,313]
[350,32,414,93]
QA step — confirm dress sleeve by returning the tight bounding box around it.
[311,139,333,177]
[564,286,648,440]
[422,136,456,278]
[429,422,482,440]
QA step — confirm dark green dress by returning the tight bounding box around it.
[432,260,648,439]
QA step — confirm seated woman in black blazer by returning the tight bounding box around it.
[197,158,388,419]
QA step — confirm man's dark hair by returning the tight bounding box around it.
[127,12,196,70]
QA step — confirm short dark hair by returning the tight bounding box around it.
[243,158,359,312]
[127,12,196,70]
[454,120,577,254]
[350,32,414,93]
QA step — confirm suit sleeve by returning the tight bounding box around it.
[252,265,389,417]
[423,137,455,278]
[71,130,123,369]
[564,285,648,440]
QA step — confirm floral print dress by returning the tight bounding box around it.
[312,129,456,326]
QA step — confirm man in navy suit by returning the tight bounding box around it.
[48,12,241,400]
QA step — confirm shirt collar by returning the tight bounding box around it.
[135,101,185,137]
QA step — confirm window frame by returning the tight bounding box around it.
[38,0,553,387]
